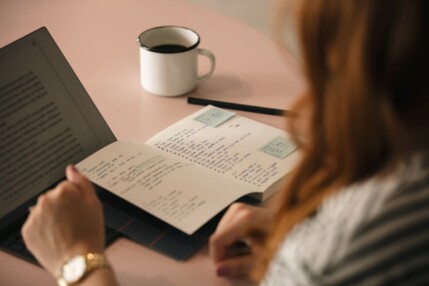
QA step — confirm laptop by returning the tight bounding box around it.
[0,27,121,264]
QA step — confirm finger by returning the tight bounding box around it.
[36,193,49,209]
[22,208,36,242]
[210,225,249,261]
[210,204,266,262]
[224,240,252,258]
[216,203,245,230]
[65,165,97,200]
[49,181,80,201]
[215,254,256,279]
[22,201,45,252]
[214,203,252,242]
[217,203,270,231]
[21,217,35,252]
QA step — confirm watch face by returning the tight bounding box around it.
[63,256,86,283]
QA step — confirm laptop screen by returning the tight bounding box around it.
[0,27,116,231]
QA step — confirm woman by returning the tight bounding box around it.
[211,0,429,284]
[22,0,429,285]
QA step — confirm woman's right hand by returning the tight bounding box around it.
[209,202,275,280]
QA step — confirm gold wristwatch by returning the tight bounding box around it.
[57,253,110,286]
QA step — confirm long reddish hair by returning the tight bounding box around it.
[255,0,428,280]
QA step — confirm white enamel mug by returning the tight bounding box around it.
[137,26,216,96]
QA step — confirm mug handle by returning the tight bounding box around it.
[197,48,216,83]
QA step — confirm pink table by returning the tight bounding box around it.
[0,0,305,285]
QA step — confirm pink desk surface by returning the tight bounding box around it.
[0,0,305,285]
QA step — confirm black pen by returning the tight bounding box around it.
[187,97,296,117]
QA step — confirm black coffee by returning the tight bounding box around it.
[150,44,188,53]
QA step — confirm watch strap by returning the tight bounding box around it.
[84,253,110,273]
[57,253,110,286]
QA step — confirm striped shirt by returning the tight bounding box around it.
[262,153,429,286]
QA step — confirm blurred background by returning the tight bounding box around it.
[186,0,300,58]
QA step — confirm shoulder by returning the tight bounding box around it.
[262,153,429,286]
[327,153,429,285]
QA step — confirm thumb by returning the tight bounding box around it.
[65,165,97,200]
